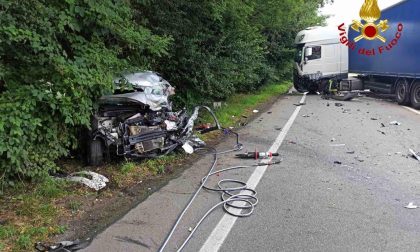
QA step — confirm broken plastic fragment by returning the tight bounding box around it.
[182,142,194,154]
[252,110,259,113]
[405,202,418,209]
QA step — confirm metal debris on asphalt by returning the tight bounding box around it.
[371,117,378,120]
[346,151,355,154]
[377,130,386,135]
[334,161,342,165]
[404,202,418,209]
[389,121,401,126]
[294,102,306,106]
[409,149,420,162]
[335,103,344,107]
[302,114,310,118]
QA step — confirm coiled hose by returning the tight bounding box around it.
[158,131,281,252]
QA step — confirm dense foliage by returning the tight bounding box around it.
[0,0,328,184]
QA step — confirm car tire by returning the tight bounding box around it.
[410,81,420,110]
[88,138,104,166]
[396,79,410,105]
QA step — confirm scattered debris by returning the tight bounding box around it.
[213,102,223,109]
[302,114,310,118]
[294,102,306,106]
[35,239,90,252]
[381,123,386,127]
[253,110,259,113]
[241,115,248,119]
[371,117,378,121]
[188,227,193,232]
[346,151,355,154]
[377,130,386,135]
[64,171,109,191]
[389,121,401,126]
[354,157,365,162]
[195,123,211,131]
[288,140,297,144]
[236,152,280,159]
[182,142,194,154]
[334,161,342,165]
[342,109,351,114]
[404,202,418,209]
[275,127,282,131]
[330,144,346,147]
[335,103,344,107]
[331,138,336,142]
[326,102,330,107]
[267,111,272,114]
[409,149,420,162]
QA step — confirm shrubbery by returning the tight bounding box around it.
[0,0,328,184]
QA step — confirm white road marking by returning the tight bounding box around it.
[403,106,420,115]
[199,94,307,252]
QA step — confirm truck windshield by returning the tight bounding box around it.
[295,44,304,63]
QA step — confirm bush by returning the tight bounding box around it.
[0,0,169,184]
[0,0,327,185]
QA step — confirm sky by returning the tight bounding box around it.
[320,0,405,26]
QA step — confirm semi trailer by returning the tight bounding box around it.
[293,0,420,109]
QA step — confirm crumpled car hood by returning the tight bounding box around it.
[99,71,175,111]
[99,92,170,111]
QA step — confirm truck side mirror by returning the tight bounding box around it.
[304,47,313,57]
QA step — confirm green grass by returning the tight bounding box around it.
[0,178,71,252]
[208,82,291,127]
[0,81,291,252]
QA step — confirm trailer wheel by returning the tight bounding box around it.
[88,138,104,166]
[396,79,410,105]
[410,81,420,110]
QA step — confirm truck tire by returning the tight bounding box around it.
[396,79,410,105]
[410,81,420,109]
[88,138,104,166]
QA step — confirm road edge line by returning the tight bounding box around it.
[403,106,420,115]
[199,94,307,252]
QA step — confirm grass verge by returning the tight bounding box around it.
[0,81,291,251]
[205,81,292,127]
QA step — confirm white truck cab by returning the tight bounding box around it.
[293,26,348,92]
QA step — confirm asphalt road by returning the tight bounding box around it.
[82,93,420,252]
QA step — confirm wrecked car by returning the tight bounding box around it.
[87,71,220,166]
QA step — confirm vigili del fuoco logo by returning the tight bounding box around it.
[337,0,403,56]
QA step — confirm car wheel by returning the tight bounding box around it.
[88,138,104,166]
[410,81,420,110]
[395,79,410,105]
